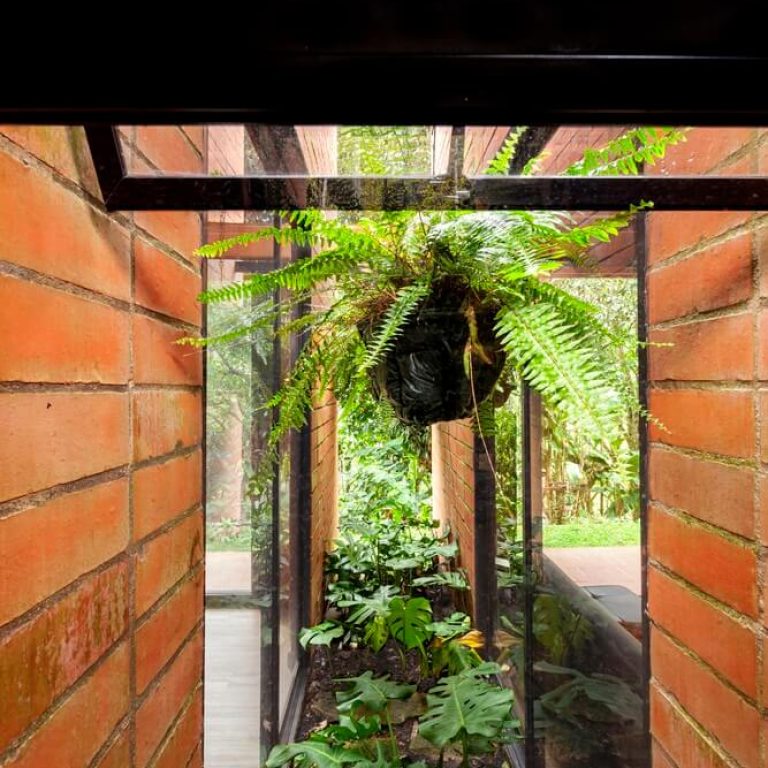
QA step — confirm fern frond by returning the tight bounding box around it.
[199,248,361,304]
[495,303,621,445]
[548,205,649,265]
[563,127,688,177]
[361,281,431,371]
[176,321,268,348]
[485,127,527,175]
[268,327,363,443]
[472,399,496,439]
[195,225,314,258]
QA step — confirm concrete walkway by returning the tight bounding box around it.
[545,546,641,596]
[205,609,261,767]
[206,551,252,593]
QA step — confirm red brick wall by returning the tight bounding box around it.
[0,126,204,767]
[432,421,477,615]
[309,390,338,624]
[646,128,766,768]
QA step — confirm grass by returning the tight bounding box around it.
[543,518,640,548]
[206,524,252,552]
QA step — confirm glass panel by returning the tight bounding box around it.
[278,247,302,727]
[494,385,527,761]
[204,213,306,763]
[118,125,768,180]
[536,278,644,768]
[205,259,273,597]
[496,276,645,768]
[204,253,275,767]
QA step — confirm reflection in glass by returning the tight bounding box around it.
[496,278,645,767]
[204,258,275,767]
[118,125,767,180]
[278,247,302,728]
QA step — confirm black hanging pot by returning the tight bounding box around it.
[361,280,506,426]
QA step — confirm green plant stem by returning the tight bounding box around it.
[384,706,401,767]
[395,643,408,676]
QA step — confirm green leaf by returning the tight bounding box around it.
[299,621,344,649]
[426,612,471,640]
[364,615,390,653]
[418,669,514,750]
[336,671,416,716]
[386,597,433,651]
[340,586,398,626]
[412,571,469,590]
[536,666,642,726]
[384,557,422,571]
[317,714,383,743]
[265,741,362,768]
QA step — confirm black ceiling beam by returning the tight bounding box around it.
[83,125,124,200]
[104,175,768,212]
[8,56,768,125]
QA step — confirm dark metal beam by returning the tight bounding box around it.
[10,56,768,125]
[104,174,768,212]
[83,125,125,202]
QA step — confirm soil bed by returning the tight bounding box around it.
[297,590,510,768]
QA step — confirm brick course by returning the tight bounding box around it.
[0,125,204,764]
[646,127,768,767]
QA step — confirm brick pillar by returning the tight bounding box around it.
[0,126,204,767]
[646,128,766,768]
[432,420,477,614]
[309,391,339,624]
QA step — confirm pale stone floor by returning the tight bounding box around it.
[204,608,261,768]
[546,545,642,596]
[206,551,252,593]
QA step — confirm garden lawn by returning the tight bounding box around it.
[543,519,640,548]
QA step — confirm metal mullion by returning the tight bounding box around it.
[102,174,768,212]
[261,215,283,754]
[636,211,651,761]
[521,384,543,767]
[473,431,497,657]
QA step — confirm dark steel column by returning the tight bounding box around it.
[521,384,543,767]
[473,432,497,656]
[636,212,651,759]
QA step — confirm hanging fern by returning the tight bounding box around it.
[361,281,431,371]
[192,125,685,488]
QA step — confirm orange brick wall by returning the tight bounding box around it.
[0,127,204,767]
[646,128,768,768]
[309,391,338,624]
[432,420,477,615]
